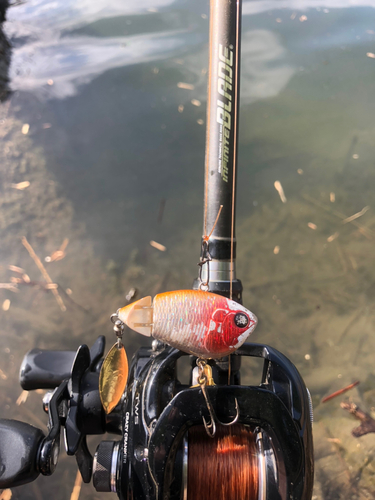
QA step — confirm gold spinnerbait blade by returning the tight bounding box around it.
[99,343,129,414]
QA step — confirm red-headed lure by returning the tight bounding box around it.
[118,289,258,359]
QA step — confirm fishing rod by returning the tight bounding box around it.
[193,0,242,302]
[0,1,314,499]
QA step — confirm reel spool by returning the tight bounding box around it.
[187,424,259,500]
[186,424,286,500]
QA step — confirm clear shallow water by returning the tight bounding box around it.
[1,0,375,498]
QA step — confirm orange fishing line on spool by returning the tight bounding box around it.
[187,424,259,500]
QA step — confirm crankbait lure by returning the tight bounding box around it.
[118,289,257,359]
[100,290,257,413]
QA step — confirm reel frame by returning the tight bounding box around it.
[117,342,314,500]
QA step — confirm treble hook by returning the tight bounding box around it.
[197,360,240,438]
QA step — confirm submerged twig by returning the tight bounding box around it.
[45,238,69,263]
[274,181,287,203]
[0,284,19,293]
[10,277,58,289]
[341,402,375,437]
[10,276,88,314]
[16,390,29,406]
[21,237,66,312]
[2,299,10,311]
[322,381,360,403]
[335,241,348,274]
[70,470,83,500]
[327,232,339,242]
[150,240,166,252]
[11,181,30,190]
[0,489,12,500]
[8,265,25,274]
[341,206,370,225]
[302,194,374,239]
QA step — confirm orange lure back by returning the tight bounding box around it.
[118,290,257,359]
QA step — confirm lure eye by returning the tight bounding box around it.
[234,312,249,328]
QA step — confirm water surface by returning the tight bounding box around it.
[1,0,375,498]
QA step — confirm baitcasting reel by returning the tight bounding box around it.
[0,336,313,499]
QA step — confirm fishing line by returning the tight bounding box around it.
[199,205,223,291]
[230,0,241,301]
[187,424,259,500]
[198,0,248,491]
[203,205,223,242]
[204,0,215,239]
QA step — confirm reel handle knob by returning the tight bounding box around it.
[19,336,106,391]
[0,419,45,488]
[20,348,76,390]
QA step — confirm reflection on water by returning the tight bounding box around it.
[6,3,295,102]
[9,28,203,98]
[241,30,295,102]
[1,0,375,498]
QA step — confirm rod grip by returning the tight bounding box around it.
[0,419,45,488]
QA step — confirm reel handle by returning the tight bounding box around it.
[0,419,45,488]
[20,348,76,390]
[20,336,106,391]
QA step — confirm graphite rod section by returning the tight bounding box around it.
[204,0,242,263]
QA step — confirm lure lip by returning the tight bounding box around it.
[118,296,153,337]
